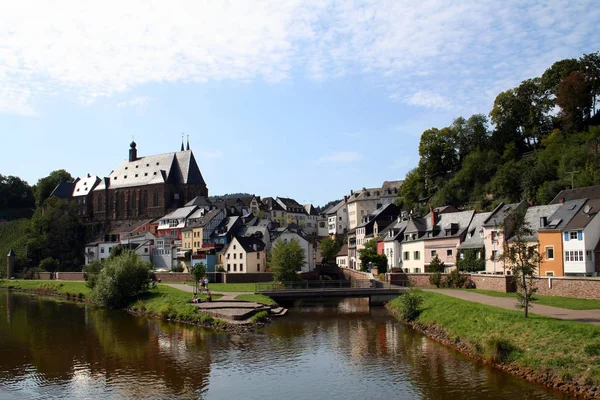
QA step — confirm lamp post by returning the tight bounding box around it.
[389,249,394,272]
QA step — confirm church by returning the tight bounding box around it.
[91,139,209,222]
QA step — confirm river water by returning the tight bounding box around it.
[0,291,572,400]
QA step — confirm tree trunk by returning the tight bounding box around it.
[523,273,528,318]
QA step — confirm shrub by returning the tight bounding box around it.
[91,251,153,309]
[39,257,60,272]
[171,264,184,273]
[485,337,518,364]
[429,271,444,287]
[250,311,269,323]
[447,269,467,288]
[216,265,226,273]
[83,260,103,289]
[397,290,424,322]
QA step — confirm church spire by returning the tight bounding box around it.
[181,134,184,151]
[186,135,190,151]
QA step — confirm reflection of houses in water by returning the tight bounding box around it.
[337,297,371,314]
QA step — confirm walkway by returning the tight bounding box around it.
[166,283,247,301]
[424,289,600,326]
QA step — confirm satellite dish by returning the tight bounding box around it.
[584,205,592,214]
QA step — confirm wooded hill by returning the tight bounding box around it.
[399,51,600,213]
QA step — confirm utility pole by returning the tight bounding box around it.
[566,171,579,189]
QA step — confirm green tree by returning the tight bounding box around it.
[418,127,458,187]
[358,238,387,272]
[427,255,445,287]
[457,248,485,272]
[34,169,73,207]
[39,257,60,272]
[191,262,206,294]
[269,239,305,282]
[319,237,342,263]
[499,210,539,318]
[83,260,103,289]
[91,251,153,309]
[0,175,35,211]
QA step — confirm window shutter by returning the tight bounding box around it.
[564,232,569,241]
[578,230,583,240]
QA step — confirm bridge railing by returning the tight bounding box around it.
[255,279,405,292]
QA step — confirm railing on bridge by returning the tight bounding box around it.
[256,279,408,292]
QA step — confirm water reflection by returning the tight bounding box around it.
[0,292,572,400]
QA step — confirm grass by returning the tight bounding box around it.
[235,293,276,305]
[250,310,269,323]
[464,289,600,310]
[169,281,264,292]
[389,291,600,387]
[0,279,90,299]
[128,285,226,329]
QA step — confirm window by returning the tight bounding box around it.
[414,251,420,260]
[491,250,498,261]
[403,251,410,260]
[257,264,260,271]
[233,264,237,271]
[227,264,231,271]
[491,231,498,241]
[360,210,364,215]
[431,250,437,257]
[240,253,243,259]
[546,271,554,277]
[414,268,421,273]
[545,246,554,260]
[233,245,237,250]
[570,231,578,240]
[144,248,148,253]
[101,247,105,254]
[233,253,237,259]
[565,250,585,262]
[240,264,244,271]
[257,252,260,259]
[446,249,452,257]
[339,216,342,221]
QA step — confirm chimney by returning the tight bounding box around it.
[87,173,91,178]
[344,196,348,203]
[528,199,534,206]
[540,217,547,228]
[430,204,436,227]
[350,190,354,195]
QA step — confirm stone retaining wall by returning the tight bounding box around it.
[55,272,85,280]
[222,273,273,284]
[533,276,600,300]
[388,273,516,292]
[341,268,371,281]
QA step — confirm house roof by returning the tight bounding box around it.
[276,197,307,214]
[304,204,319,216]
[550,185,600,204]
[539,199,587,231]
[185,196,213,207]
[262,197,285,212]
[458,212,492,249]
[160,205,199,221]
[325,199,346,215]
[94,149,206,191]
[185,209,224,230]
[483,201,527,227]
[430,210,475,239]
[383,219,410,242]
[235,236,266,253]
[508,204,561,242]
[213,216,241,237]
[565,199,600,230]
[337,244,349,256]
[50,182,76,199]
[73,175,100,197]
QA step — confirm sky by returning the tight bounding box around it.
[0,1,598,207]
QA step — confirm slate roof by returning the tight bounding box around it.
[337,244,348,256]
[430,210,475,239]
[94,149,206,191]
[73,175,100,197]
[458,212,492,249]
[160,205,199,221]
[277,197,307,214]
[185,196,213,207]
[304,204,319,216]
[508,204,562,242]
[382,219,410,242]
[262,197,285,211]
[550,185,600,204]
[50,182,76,199]
[324,199,346,215]
[539,199,587,231]
[235,236,266,253]
[483,201,528,227]
[185,209,223,229]
[565,199,600,230]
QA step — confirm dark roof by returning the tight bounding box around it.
[304,204,319,216]
[235,236,266,252]
[565,199,600,230]
[50,182,76,199]
[550,185,600,204]
[483,201,528,227]
[507,204,561,242]
[7,249,15,257]
[262,197,285,211]
[337,244,348,256]
[185,196,213,207]
[539,199,587,231]
[186,209,224,229]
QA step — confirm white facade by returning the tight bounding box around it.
[223,237,267,273]
[562,215,600,276]
[336,254,349,268]
[383,239,401,271]
[400,240,425,273]
[483,226,504,274]
[273,232,315,272]
[317,216,329,237]
[327,201,349,236]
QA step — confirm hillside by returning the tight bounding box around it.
[0,219,29,276]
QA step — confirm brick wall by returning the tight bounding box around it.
[154,272,194,282]
[222,273,273,284]
[388,272,516,293]
[533,277,600,300]
[55,272,85,280]
[341,268,371,281]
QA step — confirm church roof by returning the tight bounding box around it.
[94,149,206,191]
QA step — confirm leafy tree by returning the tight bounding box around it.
[358,238,387,272]
[34,169,73,207]
[427,255,445,287]
[109,245,127,258]
[39,257,60,272]
[457,248,485,272]
[319,237,342,263]
[191,262,206,294]
[83,260,103,289]
[269,239,305,281]
[0,175,35,211]
[557,71,593,133]
[26,197,85,271]
[499,210,539,318]
[418,127,458,187]
[91,251,153,309]
[397,168,427,213]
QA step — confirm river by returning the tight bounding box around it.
[0,291,573,400]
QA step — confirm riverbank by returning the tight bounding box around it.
[0,280,271,332]
[387,291,600,399]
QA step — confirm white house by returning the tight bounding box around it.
[272,228,316,272]
[222,236,267,273]
[562,198,600,276]
[326,198,349,237]
[84,241,121,265]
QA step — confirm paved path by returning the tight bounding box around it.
[166,283,248,301]
[424,289,600,326]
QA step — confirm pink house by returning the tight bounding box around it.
[423,210,474,271]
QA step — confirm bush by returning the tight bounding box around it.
[397,290,424,322]
[216,265,226,273]
[250,310,269,323]
[91,251,153,309]
[171,264,184,273]
[83,260,103,289]
[39,257,60,272]
[429,271,444,287]
[485,336,518,364]
[447,269,467,288]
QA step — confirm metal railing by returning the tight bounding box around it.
[255,279,405,292]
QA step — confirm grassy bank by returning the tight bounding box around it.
[235,294,276,305]
[463,289,600,310]
[0,279,90,299]
[389,291,600,393]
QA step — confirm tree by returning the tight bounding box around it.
[269,239,305,282]
[34,169,73,207]
[39,257,60,272]
[191,262,206,294]
[319,237,342,263]
[499,210,539,318]
[457,248,485,272]
[91,251,153,309]
[358,238,387,272]
[0,175,35,211]
[418,127,458,187]
[427,255,445,287]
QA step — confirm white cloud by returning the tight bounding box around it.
[315,151,364,164]
[0,0,598,115]
[116,96,152,108]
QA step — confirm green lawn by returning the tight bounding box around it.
[389,291,600,388]
[464,289,600,310]
[235,293,276,305]
[129,285,225,328]
[170,281,263,292]
[0,279,91,298]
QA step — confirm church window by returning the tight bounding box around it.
[135,174,138,177]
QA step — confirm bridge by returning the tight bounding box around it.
[255,280,408,305]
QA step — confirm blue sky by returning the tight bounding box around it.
[0,1,598,206]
